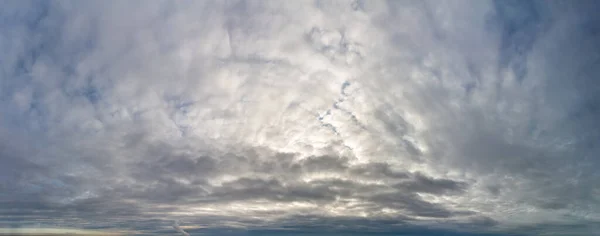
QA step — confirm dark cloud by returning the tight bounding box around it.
[394,172,468,195]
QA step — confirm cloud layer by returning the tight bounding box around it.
[1,0,600,235]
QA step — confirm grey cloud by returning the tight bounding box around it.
[394,172,468,195]
[211,177,341,203]
[367,191,470,218]
[348,162,410,180]
[295,155,350,173]
[112,145,466,212]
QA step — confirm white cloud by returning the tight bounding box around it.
[173,220,190,236]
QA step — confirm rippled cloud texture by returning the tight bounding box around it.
[1,0,600,235]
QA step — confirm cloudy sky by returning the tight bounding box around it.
[1,0,600,235]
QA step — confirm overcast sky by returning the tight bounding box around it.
[1,0,600,235]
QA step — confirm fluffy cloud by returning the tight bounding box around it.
[1,0,600,235]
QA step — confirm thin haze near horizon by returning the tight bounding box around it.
[1,0,600,235]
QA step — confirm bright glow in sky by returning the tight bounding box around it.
[1,0,600,235]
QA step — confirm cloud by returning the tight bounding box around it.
[1,0,600,235]
[173,220,190,236]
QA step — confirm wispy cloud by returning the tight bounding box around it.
[173,221,190,236]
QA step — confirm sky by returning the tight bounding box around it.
[1,0,600,235]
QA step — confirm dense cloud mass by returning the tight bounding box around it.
[1,0,600,235]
